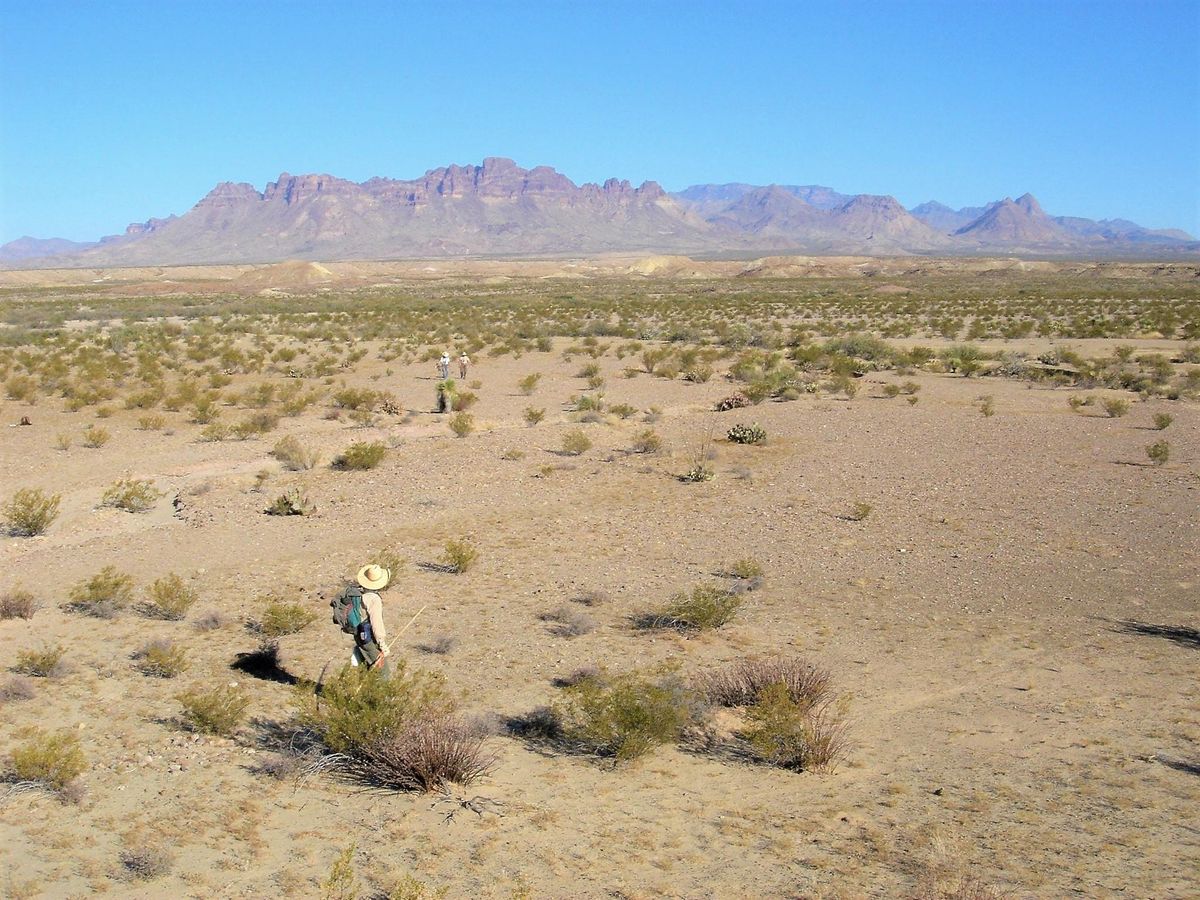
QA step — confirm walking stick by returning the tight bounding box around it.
[371,604,427,667]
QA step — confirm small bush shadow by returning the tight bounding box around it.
[1113,620,1200,649]
[1154,754,1200,776]
[231,643,299,684]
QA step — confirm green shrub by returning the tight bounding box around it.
[630,428,662,454]
[9,729,86,790]
[1102,397,1131,418]
[176,683,250,735]
[518,372,542,395]
[136,413,166,431]
[609,402,637,419]
[320,844,360,900]
[144,573,198,620]
[881,383,901,398]
[199,422,230,442]
[3,487,61,536]
[561,428,592,456]
[650,583,742,631]
[742,683,849,772]
[725,558,764,579]
[1152,412,1173,430]
[727,423,767,445]
[440,539,478,574]
[523,406,546,426]
[449,411,474,437]
[272,435,321,470]
[68,566,135,618]
[1146,440,1170,467]
[334,441,387,470]
[257,600,318,637]
[13,644,69,678]
[134,640,190,678]
[552,670,692,762]
[101,477,162,513]
[266,488,316,516]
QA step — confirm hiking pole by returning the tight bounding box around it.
[377,604,427,660]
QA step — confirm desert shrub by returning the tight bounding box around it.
[0,676,36,703]
[975,395,995,417]
[577,362,601,379]
[1153,412,1174,430]
[561,428,592,455]
[500,448,525,460]
[272,435,321,470]
[194,609,228,631]
[143,573,198,620]
[67,566,134,618]
[679,462,715,483]
[81,425,110,448]
[9,729,86,791]
[297,665,492,792]
[176,683,250,735]
[518,372,542,395]
[101,477,162,513]
[199,422,230,441]
[725,558,764,579]
[881,383,901,398]
[332,386,381,411]
[1146,440,1170,467]
[13,644,70,678]
[552,670,692,762]
[727,423,767,445]
[3,488,61,536]
[136,413,166,431]
[900,380,920,395]
[845,501,873,522]
[55,432,72,451]
[365,547,405,577]
[630,428,662,454]
[682,365,713,383]
[257,600,318,637]
[320,844,359,900]
[1102,397,1131,418]
[608,402,637,420]
[523,406,545,426]
[0,588,40,620]
[119,845,175,881]
[649,583,741,631]
[540,605,596,638]
[695,657,831,710]
[5,374,38,403]
[742,683,849,772]
[448,411,474,437]
[715,392,751,412]
[266,488,316,516]
[334,441,387,470]
[450,390,478,412]
[572,589,610,607]
[439,539,478,574]
[133,639,190,678]
[574,393,605,413]
[231,412,279,439]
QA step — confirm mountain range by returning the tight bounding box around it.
[3,157,1195,266]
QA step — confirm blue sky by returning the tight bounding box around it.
[1,0,1197,243]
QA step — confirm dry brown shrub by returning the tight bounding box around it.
[695,656,832,711]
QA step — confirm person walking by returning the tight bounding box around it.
[332,563,393,675]
[458,351,470,380]
[438,352,451,380]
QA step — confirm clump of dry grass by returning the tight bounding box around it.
[694,657,832,711]
[0,675,37,703]
[13,645,72,679]
[540,605,596,638]
[119,846,175,881]
[272,435,321,470]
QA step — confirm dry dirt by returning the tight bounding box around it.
[0,269,1197,899]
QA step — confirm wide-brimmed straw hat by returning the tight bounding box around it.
[356,564,390,591]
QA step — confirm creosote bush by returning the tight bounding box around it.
[272,435,321,471]
[518,372,542,395]
[4,488,61,536]
[297,664,493,792]
[9,728,87,793]
[134,639,190,678]
[725,558,764,579]
[742,683,850,773]
[449,411,474,437]
[334,441,387,470]
[1152,412,1173,430]
[0,588,41,620]
[13,644,70,678]
[649,583,742,631]
[67,566,135,618]
[523,406,546,426]
[630,428,662,454]
[1102,397,1131,418]
[177,683,250,735]
[81,425,110,448]
[439,539,478,574]
[1146,440,1170,467]
[561,428,592,456]
[144,573,198,620]
[551,669,693,762]
[257,600,318,637]
[101,477,162,513]
[695,656,832,711]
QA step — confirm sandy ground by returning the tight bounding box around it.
[1,326,1198,898]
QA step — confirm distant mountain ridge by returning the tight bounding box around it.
[3,158,1195,266]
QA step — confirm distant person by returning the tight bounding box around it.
[438,352,451,380]
[458,351,471,380]
[330,564,392,675]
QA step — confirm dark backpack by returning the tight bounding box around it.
[331,585,368,638]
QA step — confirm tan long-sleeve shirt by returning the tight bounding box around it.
[361,591,387,647]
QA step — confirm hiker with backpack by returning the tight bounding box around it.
[331,564,393,675]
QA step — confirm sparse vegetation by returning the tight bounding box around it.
[439,539,478,574]
[120,845,175,881]
[844,501,873,522]
[67,566,135,618]
[272,435,321,470]
[8,729,86,793]
[695,656,831,710]
[523,406,546,426]
[561,428,592,455]
[551,669,693,762]
[176,683,250,735]
[518,372,542,395]
[648,583,742,631]
[13,644,70,678]
[334,441,387,470]
[3,487,61,536]
[727,423,767,444]
[1146,440,1170,467]
[1152,412,1173,430]
[81,425,110,448]
[133,639,190,677]
[725,558,764,580]
[742,683,850,772]
[266,487,316,516]
[1103,397,1131,418]
[257,600,318,637]
[630,428,662,454]
[975,395,995,417]
[449,411,474,437]
[142,573,199,620]
[0,588,40,620]
[101,477,162,513]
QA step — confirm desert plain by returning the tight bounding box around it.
[0,255,1197,899]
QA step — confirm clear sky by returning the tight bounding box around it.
[1,0,1197,243]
